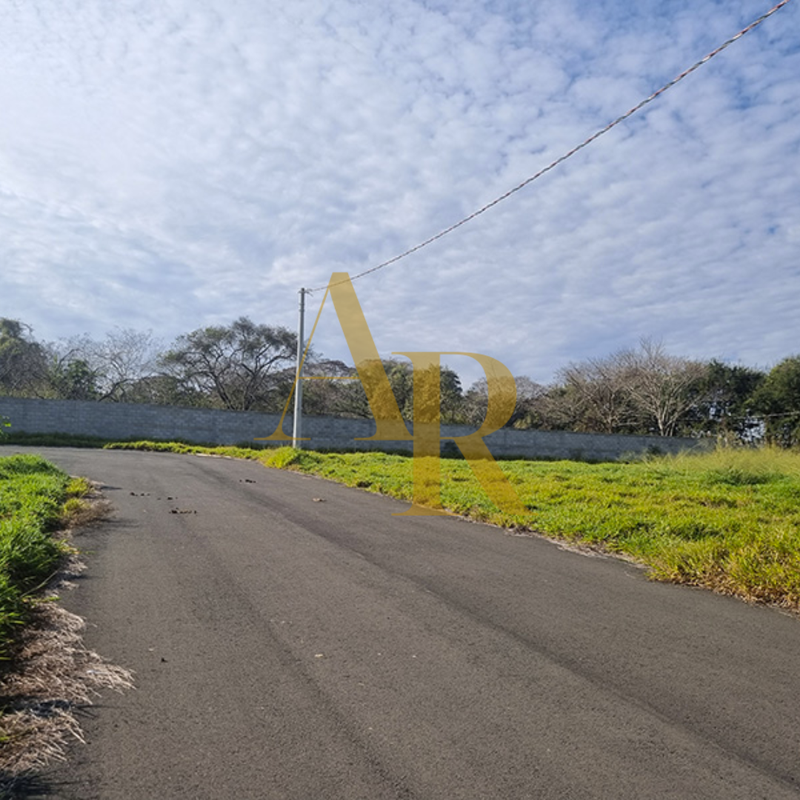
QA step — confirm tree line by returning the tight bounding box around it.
[1,317,798,445]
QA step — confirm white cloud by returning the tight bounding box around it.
[0,0,797,388]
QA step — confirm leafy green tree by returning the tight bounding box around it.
[680,360,764,440]
[384,359,415,421]
[438,365,464,424]
[403,361,463,425]
[0,319,48,396]
[123,374,214,408]
[462,376,546,429]
[46,358,100,401]
[299,360,359,417]
[329,359,415,421]
[750,356,800,447]
[326,358,464,423]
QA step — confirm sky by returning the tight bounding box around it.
[1,0,798,388]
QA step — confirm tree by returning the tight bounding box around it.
[0,318,48,396]
[524,383,576,431]
[617,340,708,437]
[46,357,100,401]
[462,375,546,429]
[382,359,415,421]
[322,358,464,423]
[681,360,764,441]
[509,377,549,429]
[403,361,463,425]
[461,379,488,427]
[438,365,464,424]
[543,340,708,437]
[750,356,800,447]
[46,329,161,402]
[557,358,638,434]
[300,360,360,417]
[160,318,297,412]
[121,374,211,408]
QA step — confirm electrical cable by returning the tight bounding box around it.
[307,0,793,293]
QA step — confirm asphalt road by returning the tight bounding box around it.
[4,446,800,799]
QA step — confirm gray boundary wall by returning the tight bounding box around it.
[0,396,707,461]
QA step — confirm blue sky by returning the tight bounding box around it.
[1,0,798,387]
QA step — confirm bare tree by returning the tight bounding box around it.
[617,339,708,437]
[52,329,161,402]
[510,376,549,428]
[557,357,637,434]
[548,340,708,437]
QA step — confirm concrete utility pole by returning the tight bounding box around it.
[292,288,306,448]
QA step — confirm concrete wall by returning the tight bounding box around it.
[0,396,707,461]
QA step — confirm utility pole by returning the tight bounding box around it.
[292,288,306,448]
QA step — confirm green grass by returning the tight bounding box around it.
[1,431,113,448]
[103,439,269,457]
[1,431,228,449]
[0,456,76,660]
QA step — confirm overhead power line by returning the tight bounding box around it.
[309,0,793,293]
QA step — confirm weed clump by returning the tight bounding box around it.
[262,447,301,469]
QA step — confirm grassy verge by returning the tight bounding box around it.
[0,456,89,660]
[104,440,800,610]
[1,431,197,448]
[0,456,125,782]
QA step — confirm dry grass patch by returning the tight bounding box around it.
[60,479,112,530]
[0,594,133,783]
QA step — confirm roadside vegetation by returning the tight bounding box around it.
[0,454,128,784]
[0,455,90,660]
[102,440,800,611]
[4,315,800,444]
